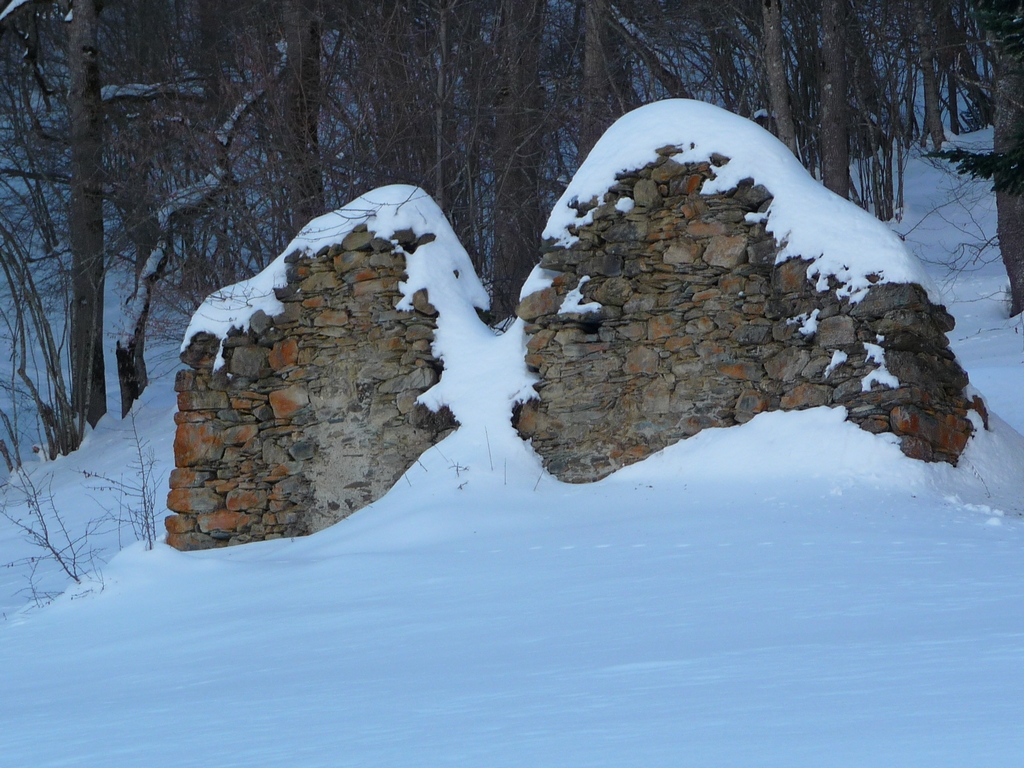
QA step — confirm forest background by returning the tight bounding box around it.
[0,0,1016,470]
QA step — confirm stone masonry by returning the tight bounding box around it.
[515,149,984,482]
[166,225,457,550]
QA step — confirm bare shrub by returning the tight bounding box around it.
[0,470,110,606]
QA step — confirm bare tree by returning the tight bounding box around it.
[820,0,849,198]
[490,0,546,316]
[114,28,290,415]
[994,53,1024,317]
[914,0,947,149]
[281,0,324,232]
[581,0,613,158]
[66,0,107,431]
[762,0,798,155]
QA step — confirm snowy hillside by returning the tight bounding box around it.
[2,125,1024,765]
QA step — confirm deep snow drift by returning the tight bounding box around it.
[1,105,1024,766]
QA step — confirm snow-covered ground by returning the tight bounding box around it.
[2,114,1024,766]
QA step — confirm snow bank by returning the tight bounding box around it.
[544,99,938,304]
[182,185,489,368]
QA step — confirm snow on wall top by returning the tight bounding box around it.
[543,99,938,304]
[182,184,489,366]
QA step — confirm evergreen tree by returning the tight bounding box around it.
[938,1,1024,194]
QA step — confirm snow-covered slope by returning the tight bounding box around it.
[2,114,1024,766]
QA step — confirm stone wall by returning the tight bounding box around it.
[515,149,982,482]
[166,225,457,550]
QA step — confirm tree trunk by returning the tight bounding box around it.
[433,0,448,211]
[116,214,161,417]
[492,0,546,317]
[994,53,1024,317]
[68,0,106,431]
[282,0,324,233]
[762,0,798,155]
[819,0,849,198]
[936,1,993,128]
[914,0,946,149]
[580,0,611,159]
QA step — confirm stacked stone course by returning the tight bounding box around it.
[515,148,982,482]
[166,225,457,550]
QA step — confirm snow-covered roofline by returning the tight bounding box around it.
[182,184,489,368]
[544,99,938,304]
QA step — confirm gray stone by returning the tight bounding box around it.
[581,252,623,277]
[704,236,748,268]
[764,347,811,382]
[229,346,269,379]
[651,158,685,182]
[850,283,929,317]
[664,239,699,265]
[731,324,772,345]
[604,219,647,243]
[594,278,633,306]
[634,179,663,208]
[816,315,856,347]
[341,229,373,251]
[747,239,777,266]
[288,441,316,461]
[249,310,272,337]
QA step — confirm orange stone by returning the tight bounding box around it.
[269,338,299,370]
[890,405,971,457]
[167,487,222,513]
[269,385,310,419]
[197,509,244,534]
[268,463,294,480]
[168,468,206,489]
[225,488,268,512]
[164,514,196,534]
[780,383,832,409]
[166,532,216,551]
[517,287,559,321]
[664,335,694,353]
[687,220,728,237]
[354,278,390,296]
[623,347,659,375]
[514,405,538,436]
[313,309,349,327]
[647,314,679,341]
[223,424,258,445]
[348,267,377,283]
[716,361,764,381]
[173,422,225,467]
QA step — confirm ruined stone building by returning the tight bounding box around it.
[166,101,984,549]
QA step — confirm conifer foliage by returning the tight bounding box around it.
[939,1,1024,194]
